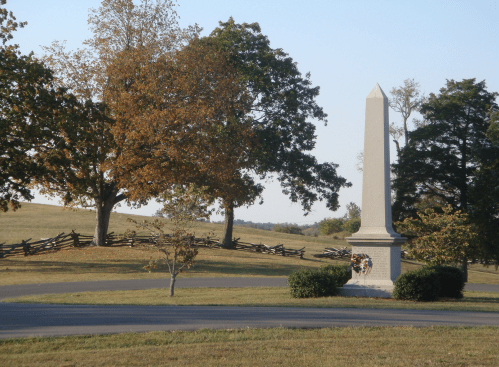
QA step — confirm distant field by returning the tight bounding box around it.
[1,202,498,285]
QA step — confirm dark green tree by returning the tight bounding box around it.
[392,78,499,278]
[0,0,63,212]
[487,110,499,145]
[199,18,350,248]
[469,110,499,266]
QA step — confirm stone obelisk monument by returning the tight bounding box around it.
[339,83,406,298]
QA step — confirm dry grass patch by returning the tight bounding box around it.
[1,326,498,366]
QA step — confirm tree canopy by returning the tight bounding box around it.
[39,1,256,246]
[392,78,499,275]
[393,78,499,218]
[0,0,66,212]
[195,18,351,247]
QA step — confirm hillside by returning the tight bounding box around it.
[2,203,499,286]
[0,202,347,253]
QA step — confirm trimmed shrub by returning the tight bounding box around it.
[393,267,441,301]
[320,264,352,287]
[429,265,465,299]
[288,268,338,298]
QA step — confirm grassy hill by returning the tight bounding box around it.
[1,202,498,286]
[0,202,354,285]
[0,202,347,251]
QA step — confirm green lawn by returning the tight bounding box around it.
[1,327,498,366]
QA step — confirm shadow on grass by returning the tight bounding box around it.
[189,259,311,277]
[0,259,147,274]
[458,296,499,304]
[0,257,332,277]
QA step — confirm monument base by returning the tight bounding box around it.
[338,284,394,298]
[342,235,406,299]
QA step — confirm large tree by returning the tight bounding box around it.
[0,0,66,212]
[392,78,499,277]
[38,0,188,246]
[196,19,351,248]
[40,1,251,246]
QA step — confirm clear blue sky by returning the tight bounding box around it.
[8,0,499,224]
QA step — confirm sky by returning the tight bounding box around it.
[7,0,499,224]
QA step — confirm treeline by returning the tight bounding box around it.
[210,219,320,236]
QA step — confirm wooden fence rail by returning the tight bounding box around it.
[226,238,305,258]
[0,231,222,258]
[0,232,306,259]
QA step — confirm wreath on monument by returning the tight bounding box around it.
[348,253,372,276]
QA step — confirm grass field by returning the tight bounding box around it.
[1,203,499,285]
[1,327,498,366]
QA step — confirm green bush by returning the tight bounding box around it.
[320,264,351,287]
[428,265,465,298]
[273,224,303,235]
[318,218,344,235]
[288,268,338,298]
[393,267,441,301]
[343,218,361,233]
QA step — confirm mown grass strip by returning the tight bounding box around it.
[1,326,498,366]
[5,287,499,312]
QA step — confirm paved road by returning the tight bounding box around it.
[1,278,498,339]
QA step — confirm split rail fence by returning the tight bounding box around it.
[0,233,304,259]
[228,238,305,258]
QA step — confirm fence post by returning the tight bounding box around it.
[22,240,31,256]
[70,230,80,247]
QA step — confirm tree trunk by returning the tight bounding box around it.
[462,258,468,283]
[221,201,235,249]
[91,183,127,247]
[169,274,176,297]
[93,199,114,246]
[403,116,409,146]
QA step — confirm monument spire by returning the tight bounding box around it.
[354,83,399,238]
[339,83,406,298]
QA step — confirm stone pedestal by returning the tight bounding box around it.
[339,239,405,298]
[338,83,406,298]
